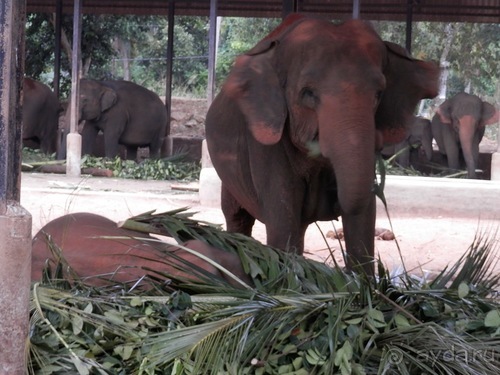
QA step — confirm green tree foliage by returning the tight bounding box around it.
[216,17,280,86]
[25,13,55,81]
[26,15,499,102]
[373,21,499,99]
[26,13,120,97]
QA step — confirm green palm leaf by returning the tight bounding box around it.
[28,208,500,374]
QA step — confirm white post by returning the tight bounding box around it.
[200,0,222,207]
[490,82,500,181]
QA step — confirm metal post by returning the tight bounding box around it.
[53,0,62,98]
[0,0,32,373]
[207,0,218,105]
[165,0,174,134]
[161,0,175,157]
[282,0,298,19]
[352,0,360,19]
[405,0,414,54]
[66,0,82,177]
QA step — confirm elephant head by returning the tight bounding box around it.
[435,92,499,178]
[408,116,433,162]
[206,15,439,275]
[57,79,118,159]
[78,79,117,122]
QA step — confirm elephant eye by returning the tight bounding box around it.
[300,87,318,109]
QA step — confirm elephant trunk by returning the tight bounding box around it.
[318,97,376,214]
[458,115,479,178]
[318,96,376,274]
[421,122,434,162]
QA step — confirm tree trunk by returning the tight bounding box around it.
[438,23,460,100]
[50,14,73,66]
[113,37,131,80]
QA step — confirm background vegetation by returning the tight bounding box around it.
[25,14,499,102]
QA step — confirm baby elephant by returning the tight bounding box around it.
[32,213,251,288]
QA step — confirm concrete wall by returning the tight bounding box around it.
[377,176,500,219]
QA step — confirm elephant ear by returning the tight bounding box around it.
[376,42,440,145]
[436,99,453,124]
[480,101,499,127]
[223,40,287,145]
[100,86,117,112]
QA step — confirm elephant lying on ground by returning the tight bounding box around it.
[431,92,499,179]
[32,213,251,288]
[23,77,61,154]
[205,14,439,275]
[58,79,168,160]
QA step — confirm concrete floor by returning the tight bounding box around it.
[21,172,500,275]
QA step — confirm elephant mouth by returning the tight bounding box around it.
[305,132,321,157]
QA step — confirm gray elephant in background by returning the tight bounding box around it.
[431,92,499,179]
[381,115,433,168]
[22,77,61,154]
[58,79,168,160]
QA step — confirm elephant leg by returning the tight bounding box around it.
[81,125,99,156]
[221,185,255,237]
[467,127,485,178]
[394,141,410,168]
[149,136,164,159]
[266,223,307,255]
[103,131,123,158]
[441,126,461,170]
[341,196,376,276]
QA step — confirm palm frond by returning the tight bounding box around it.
[29,208,500,374]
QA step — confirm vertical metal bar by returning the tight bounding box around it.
[53,0,62,98]
[165,0,174,138]
[282,0,298,19]
[207,0,218,105]
[66,0,83,176]
[406,0,414,53]
[0,0,24,207]
[352,0,360,19]
[69,0,82,135]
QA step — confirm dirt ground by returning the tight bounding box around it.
[21,171,500,278]
[21,98,500,278]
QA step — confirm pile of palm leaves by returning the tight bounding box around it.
[29,208,500,374]
[21,148,201,181]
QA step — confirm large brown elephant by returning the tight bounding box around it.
[22,77,61,154]
[32,213,250,288]
[205,14,439,275]
[431,92,499,179]
[58,79,168,160]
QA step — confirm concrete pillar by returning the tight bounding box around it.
[199,140,221,207]
[0,0,31,373]
[0,207,32,374]
[491,152,500,181]
[66,132,82,176]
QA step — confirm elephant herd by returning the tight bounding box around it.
[22,77,168,160]
[29,15,499,280]
[382,93,499,179]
